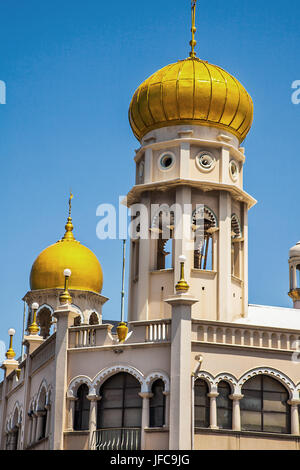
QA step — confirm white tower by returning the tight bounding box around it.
[127,3,256,324]
[288,241,300,308]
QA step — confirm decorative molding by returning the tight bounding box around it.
[214,373,238,393]
[36,378,48,411]
[237,367,297,398]
[92,364,146,395]
[151,204,175,229]
[194,371,215,392]
[87,310,101,324]
[67,375,93,397]
[192,205,218,228]
[144,371,170,393]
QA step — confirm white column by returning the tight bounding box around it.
[32,413,38,443]
[218,192,232,321]
[45,404,51,437]
[229,394,244,431]
[174,186,192,289]
[163,391,170,427]
[144,148,153,184]
[166,294,198,450]
[207,392,219,429]
[179,142,190,179]
[35,411,46,441]
[220,147,230,184]
[67,397,77,431]
[139,392,153,450]
[87,395,101,449]
[50,305,79,450]
[135,196,151,321]
[293,265,298,290]
[288,400,300,435]
[242,203,249,317]
[28,417,33,446]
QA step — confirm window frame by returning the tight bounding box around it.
[240,375,291,434]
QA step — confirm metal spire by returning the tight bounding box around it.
[120,239,126,323]
[189,1,197,58]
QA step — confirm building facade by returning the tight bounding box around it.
[1,3,300,451]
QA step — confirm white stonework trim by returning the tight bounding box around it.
[71,304,84,322]
[46,384,52,406]
[67,375,93,397]
[237,367,297,398]
[144,371,170,393]
[194,371,215,392]
[192,206,218,228]
[214,373,238,393]
[92,364,146,395]
[28,397,35,413]
[7,401,23,435]
[151,204,175,229]
[36,379,48,411]
[87,310,101,324]
[36,304,54,316]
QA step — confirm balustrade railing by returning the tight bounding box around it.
[73,327,96,348]
[69,320,171,349]
[145,321,171,342]
[91,428,141,450]
[195,322,300,351]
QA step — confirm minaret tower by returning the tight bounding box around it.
[288,241,300,308]
[127,2,256,323]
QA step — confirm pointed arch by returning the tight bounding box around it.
[36,379,48,411]
[88,311,100,325]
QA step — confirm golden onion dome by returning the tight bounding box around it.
[129,57,253,143]
[30,196,103,294]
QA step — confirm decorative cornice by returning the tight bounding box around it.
[126,179,256,208]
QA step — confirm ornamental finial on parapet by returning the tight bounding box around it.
[175,255,190,294]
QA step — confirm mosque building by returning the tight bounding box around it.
[1,1,300,451]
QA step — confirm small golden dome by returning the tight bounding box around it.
[129,57,253,143]
[30,197,103,294]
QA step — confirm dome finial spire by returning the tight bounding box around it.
[189,0,197,58]
[62,191,75,240]
[68,190,73,218]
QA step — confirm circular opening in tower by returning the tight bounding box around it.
[160,153,174,170]
[196,152,216,172]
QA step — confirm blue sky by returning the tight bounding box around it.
[0,0,300,357]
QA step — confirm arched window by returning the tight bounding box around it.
[6,408,20,450]
[194,379,210,428]
[152,209,174,270]
[193,207,217,271]
[37,388,48,440]
[74,384,90,431]
[74,316,81,326]
[97,373,142,430]
[149,380,165,428]
[89,312,99,325]
[240,375,290,433]
[217,381,232,430]
[231,214,242,278]
[37,307,52,339]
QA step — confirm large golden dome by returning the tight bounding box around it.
[129,57,253,143]
[30,202,103,294]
